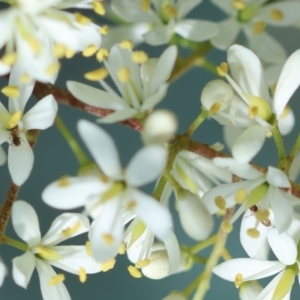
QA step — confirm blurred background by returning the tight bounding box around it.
[1,0,300,299]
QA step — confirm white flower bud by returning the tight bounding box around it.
[201,80,233,114]
[143,110,178,145]
[177,190,214,241]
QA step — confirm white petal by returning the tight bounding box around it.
[164,232,181,274]
[96,108,137,123]
[278,107,295,136]
[12,252,36,288]
[266,166,290,188]
[0,146,6,166]
[12,200,41,247]
[77,120,122,178]
[273,49,300,118]
[126,145,167,186]
[143,25,170,46]
[41,213,90,246]
[0,260,6,287]
[8,136,34,186]
[22,95,58,130]
[36,259,71,300]
[267,228,297,265]
[42,176,108,209]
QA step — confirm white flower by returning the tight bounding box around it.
[0,258,7,287]
[43,120,172,262]
[211,0,300,64]
[0,64,58,185]
[12,201,101,300]
[67,45,177,123]
[0,0,101,82]
[109,0,219,46]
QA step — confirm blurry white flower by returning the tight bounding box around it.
[12,201,101,300]
[67,45,177,123]
[0,64,58,185]
[0,258,7,287]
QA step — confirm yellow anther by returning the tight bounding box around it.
[131,51,148,64]
[49,274,65,286]
[82,45,98,57]
[102,233,114,245]
[61,221,82,237]
[234,273,243,288]
[217,62,228,77]
[45,62,61,75]
[215,196,226,210]
[126,200,137,210]
[246,228,260,238]
[253,21,266,35]
[20,74,31,84]
[74,12,91,25]
[84,68,108,81]
[65,48,75,59]
[163,4,177,18]
[101,258,116,272]
[100,25,110,35]
[246,94,272,121]
[141,0,151,11]
[270,9,284,21]
[221,221,233,233]
[135,259,150,269]
[96,48,109,62]
[232,0,245,10]
[128,265,142,278]
[209,102,221,114]
[118,242,126,255]
[93,1,106,15]
[85,241,92,256]
[235,189,247,204]
[53,44,66,58]
[117,67,130,83]
[1,85,20,98]
[120,40,134,50]
[36,246,62,260]
[57,176,71,187]
[8,111,22,129]
[254,209,269,222]
[78,267,87,283]
[28,37,41,54]
[249,105,259,118]
[2,52,17,65]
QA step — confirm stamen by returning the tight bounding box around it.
[102,233,114,245]
[270,9,284,21]
[8,111,22,129]
[120,40,134,50]
[93,1,106,15]
[253,21,266,35]
[131,51,148,64]
[61,221,82,237]
[48,274,65,286]
[140,0,151,11]
[78,267,87,283]
[45,62,61,75]
[36,246,61,260]
[1,85,20,98]
[221,221,233,233]
[118,243,126,255]
[232,0,245,10]
[84,68,108,81]
[246,228,260,238]
[100,25,110,35]
[254,209,269,222]
[65,48,75,59]
[101,258,116,272]
[53,44,66,58]
[74,12,91,25]
[2,52,17,65]
[215,196,226,215]
[117,67,130,83]
[234,273,243,288]
[163,4,177,18]
[235,188,246,204]
[96,48,109,62]
[57,176,71,187]
[135,259,150,269]
[85,241,92,256]
[209,102,221,114]
[128,265,142,278]
[217,62,228,77]
[82,45,98,57]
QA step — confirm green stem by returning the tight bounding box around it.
[163,171,181,194]
[271,123,288,171]
[192,255,208,264]
[55,115,89,166]
[2,236,28,252]
[287,131,300,172]
[197,58,219,76]
[152,175,168,201]
[185,110,209,137]
[182,273,203,298]
[189,234,217,254]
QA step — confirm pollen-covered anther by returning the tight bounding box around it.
[141,0,151,11]
[235,188,247,204]
[253,21,266,35]
[254,209,269,222]
[77,267,87,283]
[85,241,92,256]
[84,68,108,81]
[65,48,75,59]
[232,0,245,10]
[118,242,126,255]
[1,85,20,98]
[28,37,41,54]
[209,102,221,114]
[234,273,243,288]
[102,233,114,245]
[74,12,91,25]
[48,274,65,286]
[100,25,110,35]
[61,221,82,237]
[83,45,98,57]
[93,1,106,15]
[128,265,142,278]
[101,258,116,272]
[135,259,150,269]
[215,196,226,215]
[247,228,260,238]
[53,44,66,58]
[2,52,17,65]
[36,246,62,260]
[120,40,134,50]
[221,221,233,233]
[8,111,22,129]
[96,48,109,62]
[45,62,61,75]
[131,51,148,64]
[57,176,71,187]
[217,62,228,77]
[163,4,177,18]
[270,9,284,21]
[117,67,131,83]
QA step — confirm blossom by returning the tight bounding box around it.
[107,0,219,46]
[43,120,173,262]
[67,45,177,123]
[12,201,101,300]
[0,64,58,185]
[0,258,7,287]
[0,0,101,82]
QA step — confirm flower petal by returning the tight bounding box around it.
[143,25,170,46]
[164,231,181,274]
[266,166,290,188]
[96,108,137,123]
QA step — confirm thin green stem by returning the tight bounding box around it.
[185,110,209,137]
[189,234,217,254]
[287,131,300,172]
[192,255,208,264]
[271,123,288,171]
[2,236,28,252]
[196,58,219,76]
[55,115,89,166]
[182,273,203,298]
[163,171,181,194]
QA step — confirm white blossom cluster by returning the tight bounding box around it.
[1,0,300,299]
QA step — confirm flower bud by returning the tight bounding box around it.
[177,190,214,241]
[143,110,178,145]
